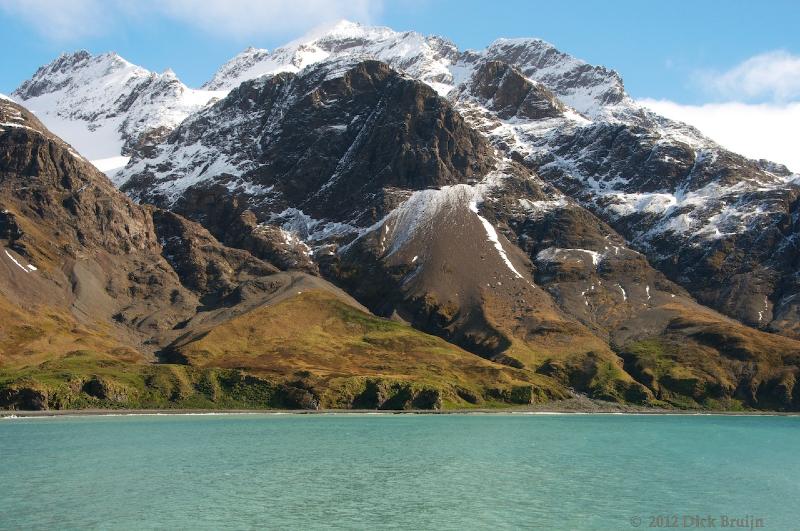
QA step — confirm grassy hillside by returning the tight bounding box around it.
[0,291,567,410]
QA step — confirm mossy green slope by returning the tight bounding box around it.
[169,290,568,409]
[0,291,568,410]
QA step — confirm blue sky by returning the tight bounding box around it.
[0,0,796,102]
[1,0,799,168]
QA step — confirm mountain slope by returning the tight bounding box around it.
[194,20,800,334]
[0,96,551,410]
[450,59,800,339]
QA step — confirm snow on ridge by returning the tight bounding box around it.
[13,50,225,164]
[203,19,458,93]
[476,37,628,116]
[200,20,630,116]
[201,19,630,113]
[16,20,635,171]
[202,46,272,91]
[271,207,358,243]
[0,93,11,101]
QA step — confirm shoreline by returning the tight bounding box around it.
[3,398,799,418]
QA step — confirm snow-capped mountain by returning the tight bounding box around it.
[12,50,225,176]
[8,20,800,410]
[9,20,628,175]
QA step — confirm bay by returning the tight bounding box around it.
[1,413,797,530]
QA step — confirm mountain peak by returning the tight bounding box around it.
[203,20,456,92]
[12,50,221,163]
[317,18,367,35]
[58,49,92,64]
[201,21,624,113]
[13,50,144,100]
[295,19,393,43]
[477,37,628,114]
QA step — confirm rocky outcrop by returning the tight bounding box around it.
[152,209,278,300]
[464,61,566,120]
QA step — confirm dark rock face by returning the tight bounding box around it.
[348,380,443,410]
[0,100,159,257]
[152,209,278,300]
[164,184,319,274]
[464,61,565,120]
[82,375,128,403]
[123,60,493,226]
[0,386,49,410]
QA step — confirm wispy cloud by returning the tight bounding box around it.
[695,50,800,103]
[159,0,380,39]
[1,0,383,42]
[640,98,800,172]
[0,0,116,41]
[643,50,800,171]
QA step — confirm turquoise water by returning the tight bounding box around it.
[1,414,798,530]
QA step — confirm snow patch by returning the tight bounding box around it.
[4,249,30,273]
[536,247,603,266]
[469,197,524,279]
[272,208,358,243]
[91,155,131,179]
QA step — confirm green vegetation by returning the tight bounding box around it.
[4,291,793,412]
[0,291,567,410]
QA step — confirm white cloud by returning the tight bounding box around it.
[695,50,800,103]
[0,0,383,42]
[640,98,800,173]
[0,0,116,41]
[155,0,381,39]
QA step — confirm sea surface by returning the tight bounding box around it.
[1,413,798,530]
